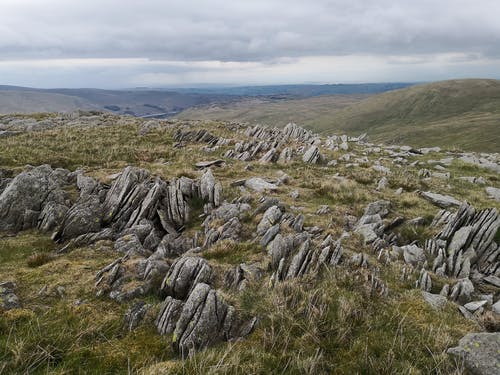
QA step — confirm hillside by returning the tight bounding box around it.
[0,91,96,114]
[0,112,499,374]
[177,94,369,125]
[178,79,500,152]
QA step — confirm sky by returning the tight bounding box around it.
[1,0,500,88]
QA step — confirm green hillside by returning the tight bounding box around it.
[177,79,500,152]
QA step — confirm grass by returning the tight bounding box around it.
[0,114,498,374]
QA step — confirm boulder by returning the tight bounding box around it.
[447,333,500,375]
[0,165,69,232]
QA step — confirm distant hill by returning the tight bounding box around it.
[0,90,96,114]
[178,79,500,152]
[0,83,413,118]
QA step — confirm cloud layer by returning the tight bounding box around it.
[1,0,499,87]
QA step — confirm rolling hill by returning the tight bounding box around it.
[177,79,500,152]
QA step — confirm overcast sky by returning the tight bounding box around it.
[1,0,499,88]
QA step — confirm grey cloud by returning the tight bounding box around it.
[1,0,500,62]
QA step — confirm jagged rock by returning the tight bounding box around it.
[157,233,197,257]
[364,200,391,217]
[260,224,280,247]
[37,201,69,232]
[421,291,447,310]
[349,252,369,268]
[200,169,222,208]
[372,165,391,174]
[101,166,151,229]
[195,160,224,169]
[259,148,278,163]
[224,263,263,291]
[316,205,331,215]
[54,195,102,242]
[416,269,432,291]
[58,228,116,253]
[123,301,150,331]
[0,281,20,310]
[464,300,487,313]
[174,128,219,145]
[485,186,500,201]
[203,217,242,247]
[450,278,474,304]
[158,183,190,232]
[285,240,316,279]
[277,147,293,164]
[172,283,234,357]
[484,276,500,288]
[156,296,184,335]
[160,257,212,300]
[244,177,278,192]
[447,332,500,375]
[114,234,150,257]
[401,244,426,266]
[302,146,322,164]
[492,300,500,314]
[210,203,251,222]
[257,206,283,235]
[0,165,69,232]
[418,191,461,208]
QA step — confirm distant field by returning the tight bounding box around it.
[178,79,500,153]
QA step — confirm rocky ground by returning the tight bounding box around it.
[0,111,499,374]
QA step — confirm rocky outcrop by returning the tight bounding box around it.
[0,165,72,232]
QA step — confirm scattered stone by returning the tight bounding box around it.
[244,178,278,192]
[418,191,461,208]
[195,160,225,169]
[422,291,447,310]
[0,281,20,310]
[485,186,500,201]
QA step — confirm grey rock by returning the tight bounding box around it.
[421,291,447,310]
[485,187,500,201]
[402,244,426,266]
[450,278,475,304]
[0,165,69,232]
[123,301,150,331]
[303,146,322,164]
[173,283,234,357]
[54,195,102,242]
[200,169,222,208]
[195,160,224,169]
[419,191,461,209]
[114,234,150,257]
[464,300,487,313]
[161,257,212,300]
[244,177,278,192]
[0,281,20,310]
[492,300,500,314]
[156,296,184,335]
[447,332,500,375]
[257,206,283,235]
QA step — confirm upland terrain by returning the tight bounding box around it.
[0,111,499,374]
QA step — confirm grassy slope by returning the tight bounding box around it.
[0,91,96,114]
[0,116,499,374]
[176,95,368,127]
[178,79,500,152]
